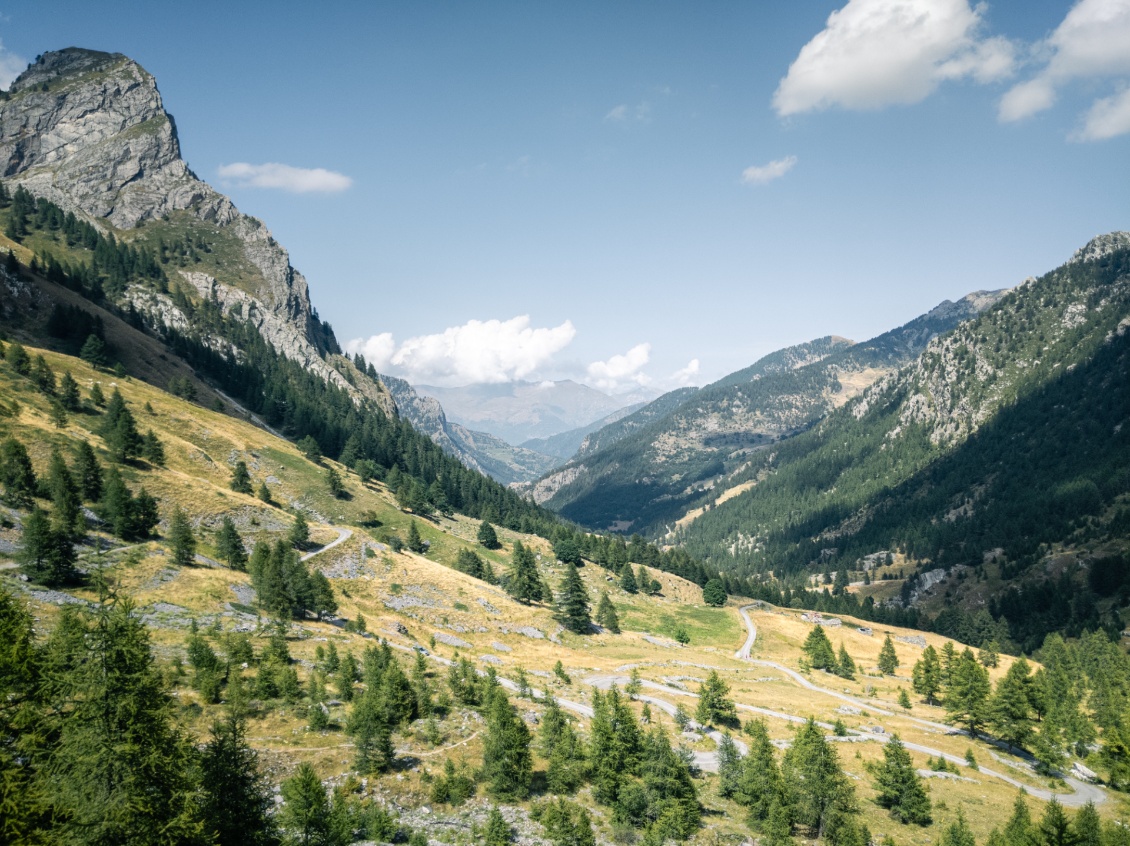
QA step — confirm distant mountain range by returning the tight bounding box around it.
[529,290,1006,530]
[416,380,657,445]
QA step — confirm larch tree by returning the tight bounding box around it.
[696,670,739,728]
[912,645,944,705]
[555,562,592,635]
[878,635,900,675]
[872,734,931,825]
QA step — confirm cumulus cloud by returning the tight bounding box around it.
[0,39,27,89]
[773,0,1016,116]
[346,316,577,386]
[217,162,353,193]
[671,359,701,387]
[741,155,798,185]
[1074,85,1130,140]
[586,343,652,393]
[999,0,1130,136]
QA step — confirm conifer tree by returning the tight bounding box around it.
[477,519,500,549]
[595,591,620,633]
[348,687,393,774]
[940,641,958,685]
[555,562,591,635]
[326,466,345,498]
[230,459,253,494]
[406,520,426,553]
[454,547,485,579]
[836,643,856,680]
[781,718,857,840]
[979,640,1001,668]
[913,644,944,705]
[589,686,642,805]
[0,436,37,507]
[257,480,273,504]
[19,506,78,587]
[939,811,977,846]
[899,688,912,711]
[79,334,108,368]
[540,798,596,846]
[946,648,992,738]
[289,511,310,549]
[717,731,743,799]
[36,592,201,844]
[141,430,165,466]
[619,561,638,593]
[483,808,512,846]
[74,441,103,502]
[279,762,331,846]
[696,670,739,727]
[737,718,784,825]
[990,657,1034,752]
[199,712,278,846]
[216,517,247,570]
[802,625,836,671]
[168,507,196,567]
[89,381,105,406]
[46,447,83,538]
[4,340,30,373]
[1074,802,1102,846]
[100,388,142,462]
[506,541,545,604]
[1037,799,1075,846]
[59,370,81,411]
[482,687,532,800]
[878,635,899,675]
[873,734,931,824]
[1003,791,1033,846]
[539,692,587,794]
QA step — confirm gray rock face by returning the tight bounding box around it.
[0,51,328,371]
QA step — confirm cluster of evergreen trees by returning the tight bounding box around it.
[910,632,1130,783]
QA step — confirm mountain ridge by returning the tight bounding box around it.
[534,289,1006,532]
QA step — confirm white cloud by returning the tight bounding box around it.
[774,0,1016,116]
[216,162,353,193]
[586,343,652,393]
[671,359,701,387]
[1074,85,1130,140]
[350,332,396,372]
[346,316,577,386]
[999,0,1130,135]
[0,39,26,89]
[741,155,798,185]
[604,101,652,123]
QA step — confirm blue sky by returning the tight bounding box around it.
[3,1,1128,394]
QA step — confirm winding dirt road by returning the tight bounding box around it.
[732,604,1107,806]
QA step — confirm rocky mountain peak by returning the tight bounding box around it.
[1071,231,1130,266]
[9,48,125,93]
[0,47,360,398]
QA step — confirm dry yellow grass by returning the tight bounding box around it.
[4,342,1129,842]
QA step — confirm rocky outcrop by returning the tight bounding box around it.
[0,48,321,356]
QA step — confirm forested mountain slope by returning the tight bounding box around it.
[677,233,1130,651]
[536,291,1003,533]
[0,47,560,485]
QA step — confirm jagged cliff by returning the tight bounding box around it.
[0,50,401,423]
